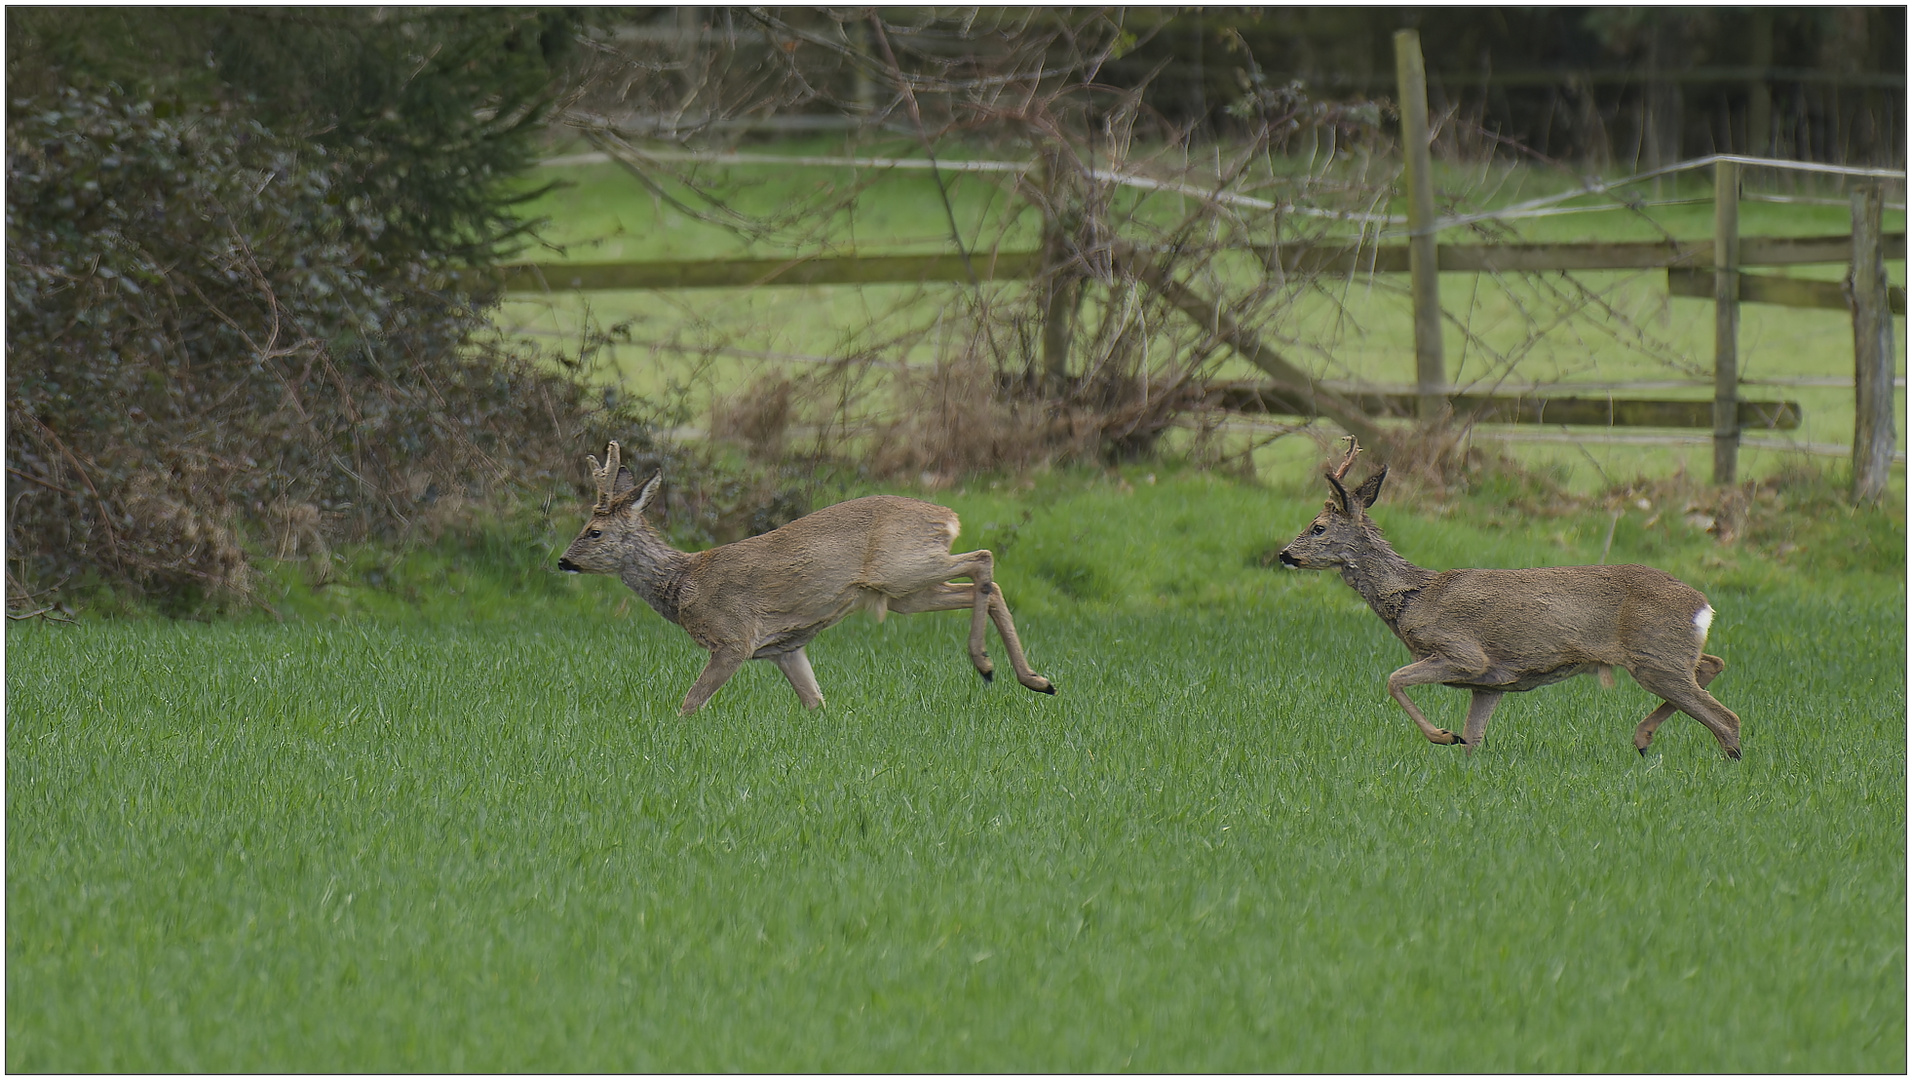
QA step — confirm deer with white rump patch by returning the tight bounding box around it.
[558,441,1056,715]
[1277,439,1741,759]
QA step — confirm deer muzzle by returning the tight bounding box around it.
[557,557,581,573]
[1277,547,1301,568]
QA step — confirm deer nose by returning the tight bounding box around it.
[1277,548,1300,568]
[557,557,580,573]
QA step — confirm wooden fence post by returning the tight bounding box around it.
[1037,151,1080,391]
[1713,159,1740,485]
[1850,181,1896,503]
[1394,28,1445,421]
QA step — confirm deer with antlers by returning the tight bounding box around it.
[558,442,1057,715]
[1277,439,1741,759]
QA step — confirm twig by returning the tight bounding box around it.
[18,415,122,570]
[6,605,76,624]
[6,466,82,498]
[867,13,977,289]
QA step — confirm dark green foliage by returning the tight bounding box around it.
[7,7,575,264]
[1,13,779,612]
[3,86,633,609]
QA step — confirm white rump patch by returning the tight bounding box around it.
[1693,604,1715,640]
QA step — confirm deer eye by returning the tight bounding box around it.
[588,528,603,539]
[1310,523,1326,536]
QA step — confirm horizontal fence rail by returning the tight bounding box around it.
[1197,382,1801,431]
[1428,154,1908,233]
[1263,233,1907,273]
[1666,267,1908,314]
[500,233,1907,292]
[500,252,1036,291]
[1202,417,1907,464]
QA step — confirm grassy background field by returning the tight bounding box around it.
[8,469,1904,1071]
[499,147,1906,490]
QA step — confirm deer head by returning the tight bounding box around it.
[1278,437,1388,570]
[557,441,663,574]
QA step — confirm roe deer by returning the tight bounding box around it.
[1277,439,1741,759]
[558,442,1056,715]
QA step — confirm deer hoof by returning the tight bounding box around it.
[978,668,994,683]
[1725,747,1742,761]
[1637,746,1649,757]
[1033,680,1057,695]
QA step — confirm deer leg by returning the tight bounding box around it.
[1633,653,1725,754]
[986,584,1055,694]
[1697,654,1731,732]
[935,550,997,681]
[890,583,1056,695]
[1630,660,1741,760]
[1461,690,1504,756]
[680,648,748,716]
[890,581,981,686]
[889,582,974,613]
[1385,656,1485,746]
[770,648,825,710]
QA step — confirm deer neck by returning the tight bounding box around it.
[617,528,693,624]
[1338,531,1436,630]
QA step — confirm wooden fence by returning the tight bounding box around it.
[501,235,1905,292]
[509,27,1903,490]
[499,229,1909,445]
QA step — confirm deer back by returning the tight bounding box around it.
[1398,563,1713,675]
[679,494,961,627]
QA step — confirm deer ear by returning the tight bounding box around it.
[1353,465,1387,510]
[631,470,662,513]
[607,469,661,516]
[612,466,638,496]
[1325,471,1356,515]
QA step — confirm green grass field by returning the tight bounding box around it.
[8,470,1904,1071]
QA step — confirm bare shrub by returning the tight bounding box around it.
[864,347,1050,482]
[116,472,253,603]
[1375,422,1551,503]
[560,12,1405,484]
[711,375,797,461]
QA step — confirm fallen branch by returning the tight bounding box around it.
[1115,245,1388,449]
[6,605,76,623]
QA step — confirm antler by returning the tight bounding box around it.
[1327,436,1361,483]
[588,441,622,509]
